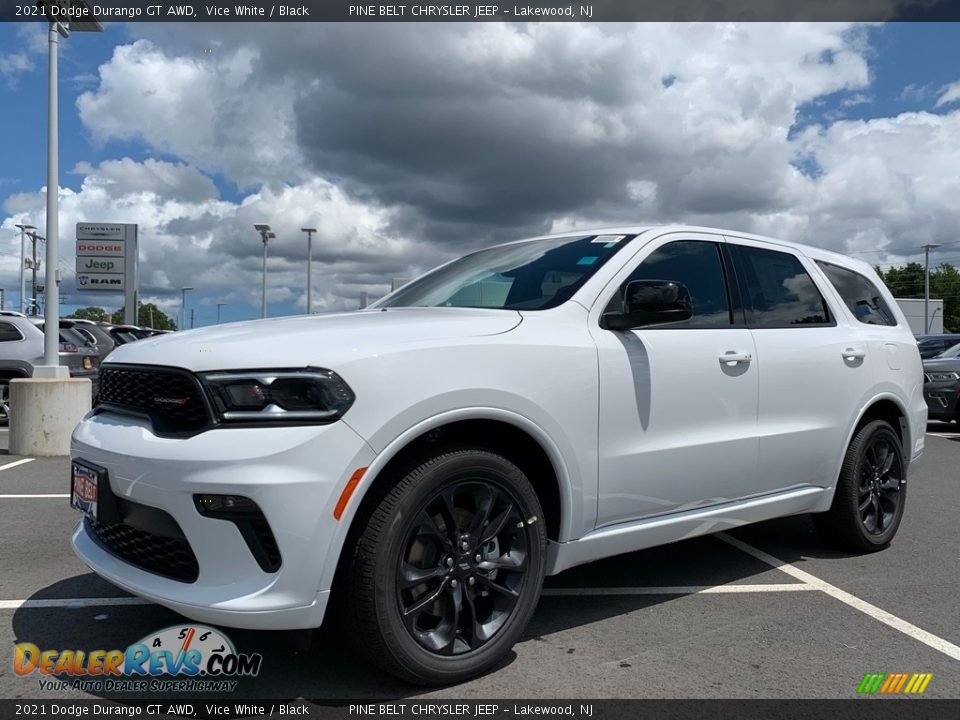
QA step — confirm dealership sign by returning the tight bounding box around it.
[75,223,136,293]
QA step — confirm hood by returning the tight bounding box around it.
[922,356,960,372]
[104,307,522,372]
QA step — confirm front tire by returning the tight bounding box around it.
[345,447,546,685]
[813,419,906,552]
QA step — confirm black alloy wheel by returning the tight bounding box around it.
[345,447,546,685]
[813,419,907,552]
[856,432,903,536]
[396,481,531,656]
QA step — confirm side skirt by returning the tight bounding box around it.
[546,486,825,575]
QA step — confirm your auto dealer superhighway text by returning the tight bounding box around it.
[350,705,590,716]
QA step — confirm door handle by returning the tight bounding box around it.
[843,348,867,361]
[719,351,752,365]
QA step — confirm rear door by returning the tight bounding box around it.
[726,238,878,493]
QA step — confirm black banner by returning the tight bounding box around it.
[4,0,960,23]
[0,700,958,720]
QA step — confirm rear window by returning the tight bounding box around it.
[0,322,23,342]
[731,245,832,327]
[816,261,897,326]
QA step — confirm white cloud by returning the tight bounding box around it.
[2,160,423,319]
[0,52,33,84]
[935,81,960,108]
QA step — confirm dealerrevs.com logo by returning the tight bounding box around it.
[14,625,263,693]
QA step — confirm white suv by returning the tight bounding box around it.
[71,226,926,684]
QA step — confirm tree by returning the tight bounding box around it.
[68,306,109,322]
[115,303,177,330]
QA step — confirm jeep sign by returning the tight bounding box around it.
[76,257,124,274]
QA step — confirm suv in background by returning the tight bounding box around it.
[917,334,960,359]
[922,340,960,422]
[71,226,925,685]
[0,317,99,423]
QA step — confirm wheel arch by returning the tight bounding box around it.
[319,408,576,598]
[812,394,909,514]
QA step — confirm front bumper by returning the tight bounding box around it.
[70,412,375,629]
[924,381,960,422]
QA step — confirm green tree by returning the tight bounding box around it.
[115,303,177,330]
[68,306,109,322]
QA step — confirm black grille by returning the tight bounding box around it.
[97,365,211,435]
[85,516,199,583]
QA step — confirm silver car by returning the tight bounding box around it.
[0,316,99,423]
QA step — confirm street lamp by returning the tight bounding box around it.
[923,243,941,334]
[216,302,227,324]
[14,223,35,315]
[254,224,274,319]
[301,227,317,314]
[39,0,102,373]
[26,232,44,316]
[180,286,193,331]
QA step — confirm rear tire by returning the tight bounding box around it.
[813,419,906,552]
[344,447,546,685]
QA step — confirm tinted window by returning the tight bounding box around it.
[733,245,831,327]
[608,240,731,327]
[0,322,23,342]
[816,262,896,326]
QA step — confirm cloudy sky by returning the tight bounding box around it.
[1,21,959,326]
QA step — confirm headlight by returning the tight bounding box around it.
[925,371,960,383]
[200,368,355,424]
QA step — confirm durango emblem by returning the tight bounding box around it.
[152,396,190,406]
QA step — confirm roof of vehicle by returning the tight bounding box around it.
[514,225,878,276]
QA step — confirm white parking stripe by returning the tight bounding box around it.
[0,458,35,472]
[0,494,69,499]
[0,597,153,610]
[718,532,960,662]
[543,584,816,596]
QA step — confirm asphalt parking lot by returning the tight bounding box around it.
[1,425,958,701]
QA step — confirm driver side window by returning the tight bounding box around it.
[604,240,732,328]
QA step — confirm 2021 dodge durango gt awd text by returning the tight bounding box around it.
[71,226,926,684]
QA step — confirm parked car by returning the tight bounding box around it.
[97,323,145,346]
[916,334,960,359]
[0,316,99,423]
[922,341,960,422]
[63,319,117,366]
[71,226,926,685]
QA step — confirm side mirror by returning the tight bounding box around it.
[604,280,693,331]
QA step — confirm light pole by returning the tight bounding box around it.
[27,232,44,316]
[923,243,941,335]
[301,227,317,314]
[180,286,193,331]
[39,1,101,372]
[254,224,274,318]
[14,223,35,314]
[216,302,227,324]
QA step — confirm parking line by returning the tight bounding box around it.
[0,458,35,472]
[0,597,153,610]
[0,494,69,499]
[718,532,960,662]
[543,584,815,596]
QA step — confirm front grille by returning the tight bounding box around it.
[97,365,211,435]
[85,516,199,583]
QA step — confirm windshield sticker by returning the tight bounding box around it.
[591,235,626,244]
[577,256,599,266]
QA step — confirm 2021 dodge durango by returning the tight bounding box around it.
[70,226,926,684]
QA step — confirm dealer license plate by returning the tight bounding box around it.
[71,461,100,520]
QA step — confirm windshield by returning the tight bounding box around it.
[374,234,635,310]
